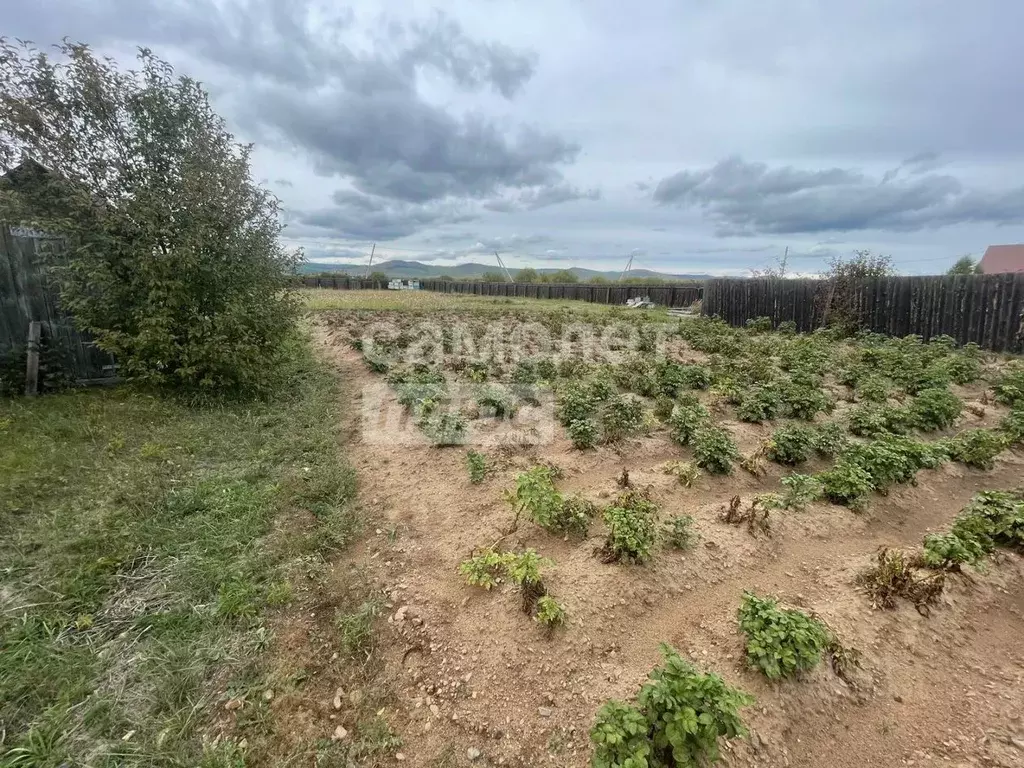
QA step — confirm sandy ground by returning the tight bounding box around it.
[301,318,1024,768]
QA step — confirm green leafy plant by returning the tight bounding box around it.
[993,362,1024,406]
[508,466,595,535]
[765,424,816,465]
[663,460,701,488]
[477,385,518,419]
[504,549,552,612]
[945,428,1007,470]
[466,450,488,484]
[535,595,568,630]
[663,514,698,550]
[636,645,751,767]
[420,412,467,446]
[0,41,301,396]
[567,417,599,449]
[736,387,782,423]
[847,404,910,437]
[908,387,963,431]
[667,401,710,446]
[737,593,829,679]
[692,425,740,475]
[922,491,1024,568]
[780,379,833,420]
[780,473,824,511]
[817,461,873,509]
[591,700,652,768]
[812,422,848,457]
[557,381,601,425]
[335,600,381,657]
[601,490,659,564]
[559,494,599,537]
[602,395,649,442]
[459,550,510,590]
[855,375,892,403]
[1001,405,1024,445]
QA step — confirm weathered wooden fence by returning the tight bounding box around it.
[422,280,704,307]
[1,223,115,388]
[302,275,704,307]
[703,275,1024,352]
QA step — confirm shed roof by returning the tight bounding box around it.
[980,244,1024,274]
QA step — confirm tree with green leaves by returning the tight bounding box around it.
[515,267,540,283]
[545,268,578,283]
[947,255,983,275]
[367,271,389,283]
[480,271,506,283]
[0,40,300,396]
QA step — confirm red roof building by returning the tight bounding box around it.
[980,244,1024,274]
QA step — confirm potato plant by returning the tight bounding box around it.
[663,514,698,550]
[944,428,1007,470]
[692,425,740,475]
[663,460,701,487]
[567,417,599,449]
[779,473,824,510]
[908,387,963,431]
[765,424,817,465]
[466,450,488,483]
[601,394,649,442]
[667,400,710,446]
[534,595,568,630]
[601,490,659,564]
[737,592,830,679]
[509,465,594,536]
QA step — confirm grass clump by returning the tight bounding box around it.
[600,490,659,564]
[335,599,382,658]
[737,593,830,680]
[692,425,740,475]
[591,645,751,768]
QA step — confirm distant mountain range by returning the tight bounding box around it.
[301,259,710,281]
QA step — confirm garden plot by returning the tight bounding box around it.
[313,303,1024,768]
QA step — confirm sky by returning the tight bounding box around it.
[6,0,1024,276]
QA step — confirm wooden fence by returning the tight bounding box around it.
[1,223,115,388]
[419,280,703,307]
[703,275,1024,353]
[302,275,704,307]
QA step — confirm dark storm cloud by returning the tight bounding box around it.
[6,0,586,237]
[653,156,1024,236]
[297,190,477,241]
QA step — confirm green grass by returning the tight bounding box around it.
[301,287,666,316]
[0,341,360,767]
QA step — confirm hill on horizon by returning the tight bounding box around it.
[300,259,710,281]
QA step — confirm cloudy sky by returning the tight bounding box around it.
[7,0,1024,275]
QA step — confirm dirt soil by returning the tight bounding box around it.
[306,319,1024,768]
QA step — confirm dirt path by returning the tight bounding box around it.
[315,323,1024,768]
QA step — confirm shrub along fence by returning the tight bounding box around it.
[703,274,1024,353]
[1,223,115,392]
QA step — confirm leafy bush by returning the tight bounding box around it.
[477,385,518,419]
[508,466,595,536]
[780,473,824,510]
[459,550,510,590]
[1001,405,1024,445]
[855,376,892,403]
[841,435,946,493]
[908,387,962,431]
[692,425,740,475]
[636,645,751,766]
[535,595,568,630]
[667,401,710,445]
[567,417,599,449]
[993,362,1024,406]
[663,460,701,488]
[591,701,652,768]
[0,42,301,396]
[817,461,873,508]
[466,450,488,483]
[601,490,659,564]
[765,424,817,465]
[945,353,981,385]
[420,412,467,446]
[945,428,1007,470]
[663,514,698,550]
[602,394,649,441]
[736,387,782,423]
[847,404,910,437]
[812,422,848,457]
[737,593,829,679]
[677,364,713,391]
[780,379,833,420]
[746,316,773,333]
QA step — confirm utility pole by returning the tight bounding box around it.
[494,251,515,282]
[363,242,376,278]
[778,246,789,278]
[618,251,635,282]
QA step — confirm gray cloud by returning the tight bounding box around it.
[653,156,1024,236]
[297,190,477,241]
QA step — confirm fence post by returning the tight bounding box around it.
[25,320,41,396]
